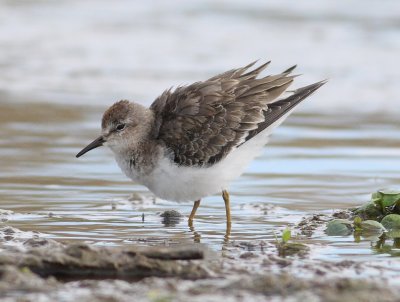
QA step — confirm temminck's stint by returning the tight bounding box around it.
[76,61,325,228]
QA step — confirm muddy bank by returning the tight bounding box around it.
[1,224,400,302]
[1,263,398,302]
[0,236,208,280]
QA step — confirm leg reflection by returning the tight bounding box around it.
[188,200,201,243]
[188,221,201,243]
[223,221,232,245]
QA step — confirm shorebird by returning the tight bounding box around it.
[76,61,325,227]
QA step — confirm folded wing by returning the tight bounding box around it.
[150,61,325,166]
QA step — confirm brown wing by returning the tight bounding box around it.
[150,61,325,166]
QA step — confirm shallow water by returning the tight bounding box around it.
[1,100,400,262]
[1,0,400,265]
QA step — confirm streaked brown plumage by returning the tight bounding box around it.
[77,61,326,228]
[151,61,325,166]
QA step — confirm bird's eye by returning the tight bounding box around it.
[116,124,126,131]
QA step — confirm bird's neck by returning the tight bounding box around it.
[118,137,163,176]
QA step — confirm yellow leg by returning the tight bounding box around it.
[222,190,232,224]
[188,200,201,226]
[222,190,232,240]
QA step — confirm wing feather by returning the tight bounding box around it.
[150,61,325,166]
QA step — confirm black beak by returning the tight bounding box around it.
[76,136,105,158]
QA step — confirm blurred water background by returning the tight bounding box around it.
[0,0,400,260]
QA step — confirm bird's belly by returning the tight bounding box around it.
[143,140,268,201]
[143,158,226,201]
[114,153,223,201]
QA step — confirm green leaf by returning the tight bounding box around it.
[371,191,382,202]
[381,214,400,230]
[282,228,291,243]
[378,189,400,207]
[360,220,386,233]
[387,230,400,239]
[354,202,382,220]
[326,219,353,236]
[371,197,382,205]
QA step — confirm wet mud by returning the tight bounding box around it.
[1,221,399,302]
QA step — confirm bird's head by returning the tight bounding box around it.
[76,100,153,158]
